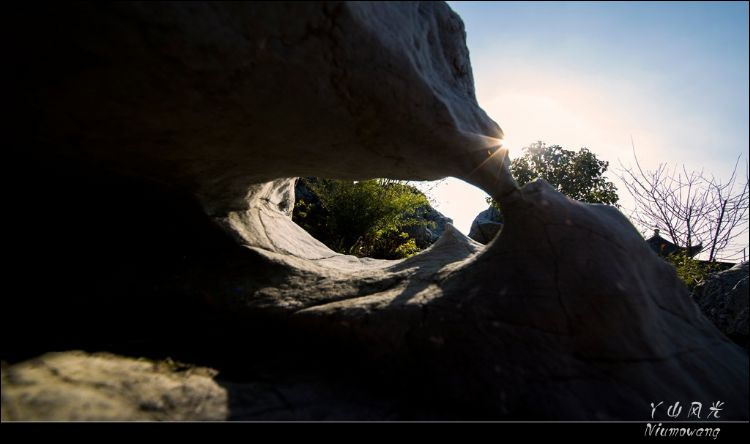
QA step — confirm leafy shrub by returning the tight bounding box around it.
[665,252,720,290]
[293,178,433,259]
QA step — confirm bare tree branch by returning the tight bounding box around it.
[617,146,749,263]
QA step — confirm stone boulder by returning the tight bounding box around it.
[468,205,504,244]
[1,352,228,421]
[223,178,748,419]
[6,1,747,420]
[294,178,323,211]
[693,262,749,352]
[406,204,454,249]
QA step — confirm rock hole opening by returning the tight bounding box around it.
[290,177,456,260]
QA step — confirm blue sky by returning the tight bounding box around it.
[419,1,749,260]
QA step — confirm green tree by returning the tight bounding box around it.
[488,141,619,210]
[293,178,433,259]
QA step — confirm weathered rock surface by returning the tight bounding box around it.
[6,1,748,421]
[1,352,228,421]
[693,262,749,352]
[224,178,747,420]
[468,205,504,244]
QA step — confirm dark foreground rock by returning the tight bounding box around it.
[5,1,747,420]
[693,262,749,352]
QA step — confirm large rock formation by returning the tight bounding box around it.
[693,262,749,352]
[9,1,509,215]
[5,1,747,420]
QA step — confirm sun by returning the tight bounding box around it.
[497,135,514,155]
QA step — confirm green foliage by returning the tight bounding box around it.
[665,252,720,290]
[293,197,325,237]
[394,236,420,258]
[293,178,433,259]
[487,141,619,212]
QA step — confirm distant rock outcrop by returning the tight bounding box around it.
[468,206,504,244]
[294,178,322,211]
[407,204,453,249]
[693,262,749,352]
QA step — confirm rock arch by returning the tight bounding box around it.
[5,1,747,420]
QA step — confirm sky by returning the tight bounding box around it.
[414,1,749,261]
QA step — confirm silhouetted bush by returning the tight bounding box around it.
[293,178,433,259]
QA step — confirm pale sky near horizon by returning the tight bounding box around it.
[415,1,749,261]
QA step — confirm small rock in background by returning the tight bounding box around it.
[693,262,749,352]
[468,206,504,244]
[402,205,453,249]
